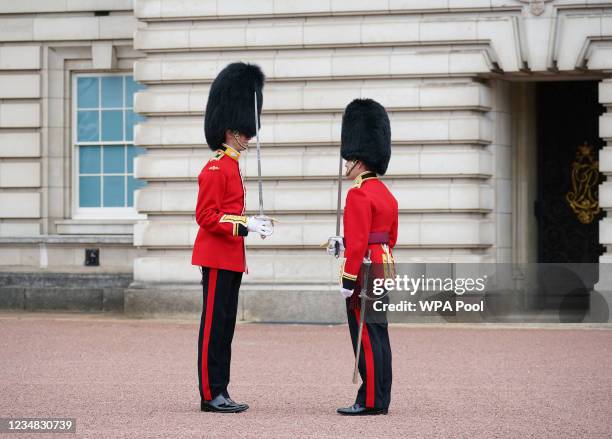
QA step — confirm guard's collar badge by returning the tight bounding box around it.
[220,143,241,161]
[353,171,378,188]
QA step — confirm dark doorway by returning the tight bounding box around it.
[535,81,605,318]
[535,81,605,263]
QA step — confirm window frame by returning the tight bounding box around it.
[71,72,146,220]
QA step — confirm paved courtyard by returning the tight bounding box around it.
[0,312,611,438]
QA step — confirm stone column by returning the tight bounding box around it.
[596,79,612,321]
[0,45,42,239]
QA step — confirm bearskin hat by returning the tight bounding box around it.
[340,98,391,175]
[204,62,265,150]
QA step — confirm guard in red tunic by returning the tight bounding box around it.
[328,99,398,416]
[192,62,273,413]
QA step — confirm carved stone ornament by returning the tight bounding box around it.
[517,0,554,16]
[566,142,601,225]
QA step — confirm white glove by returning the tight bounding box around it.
[341,287,354,299]
[326,236,345,257]
[247,216,273,237]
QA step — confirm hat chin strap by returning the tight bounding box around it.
[232,131,248,151]
[345,160,359,177]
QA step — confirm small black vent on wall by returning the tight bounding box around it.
[85,249,100,266]
[94,11,110,16]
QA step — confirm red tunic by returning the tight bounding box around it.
[191,145,249,273]
[341,171,398,291]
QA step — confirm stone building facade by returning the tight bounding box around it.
[1,0,611,321]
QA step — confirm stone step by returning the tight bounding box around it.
[125,283,346,324]
[0,272,132,312]
[0,272,132,288]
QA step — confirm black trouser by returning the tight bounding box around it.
[346,299,392,410]
[197,267,243,402]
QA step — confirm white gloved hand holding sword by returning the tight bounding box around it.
[326,236,345,257]
[247,215,274,238]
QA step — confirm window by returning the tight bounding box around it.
[73,74,146,218]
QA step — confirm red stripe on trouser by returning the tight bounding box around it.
[354,307,375,408]
[201,268,218,401]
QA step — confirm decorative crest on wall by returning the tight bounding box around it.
[566,142,601,225]
[517,0,554,16]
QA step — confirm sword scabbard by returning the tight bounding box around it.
[352,250,372,384]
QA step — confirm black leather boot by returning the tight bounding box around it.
[225,397,249,411]
[201,394,248,413]
[336,403,385,416]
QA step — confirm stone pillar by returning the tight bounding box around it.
[0,45,42,239]
[596,79,612,322]
[599,79,612,259]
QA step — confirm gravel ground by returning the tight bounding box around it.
[0,312,611,439]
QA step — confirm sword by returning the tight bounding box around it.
[253,91,274,239]
[353,251,372,384]
[334,152,343,257]
[254,91,264,218]
[320,148,344,255]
